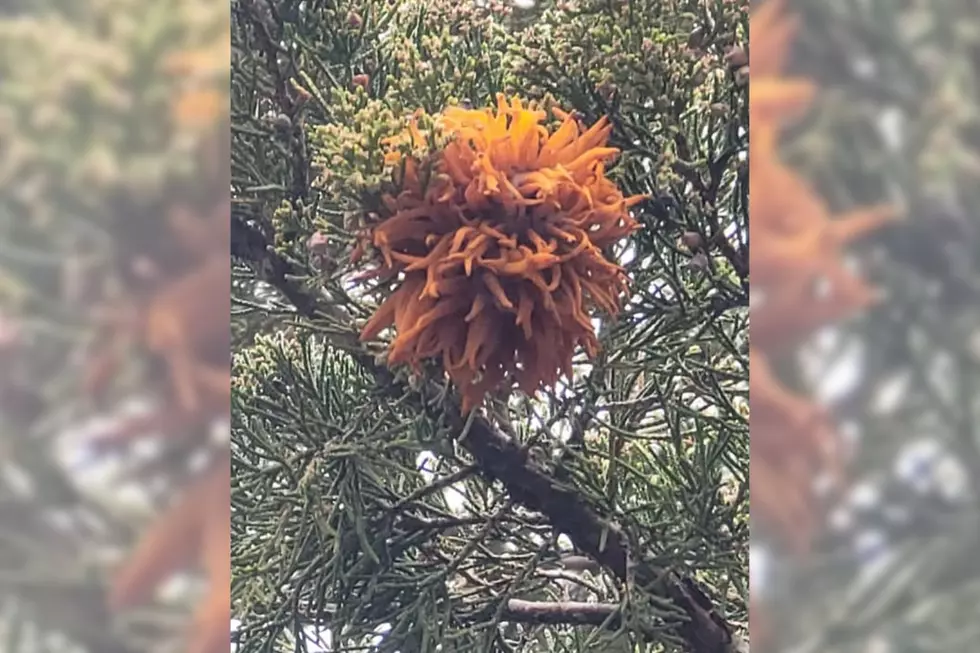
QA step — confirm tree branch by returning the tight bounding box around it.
[442,402,734,653]
[502,598,621,627]
[230,219,738,653]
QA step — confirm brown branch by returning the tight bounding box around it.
[502,598,621,627]
[443,406,733,653]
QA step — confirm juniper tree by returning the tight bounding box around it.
[230,1,749,652]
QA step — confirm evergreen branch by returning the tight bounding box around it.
[230,218,737,653]
[239,0,310,200]
[439,399,734,653]
[500,598,622,627]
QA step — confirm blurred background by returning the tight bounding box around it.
[0,1,229,652]
[751,0,980,651]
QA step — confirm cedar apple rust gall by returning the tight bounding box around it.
[353,94,646,413]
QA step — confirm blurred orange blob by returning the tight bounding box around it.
[749,0,897,556]
[164,29,230,130]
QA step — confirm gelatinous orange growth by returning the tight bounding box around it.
[356,95,644,412]
[750,0,897,555]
